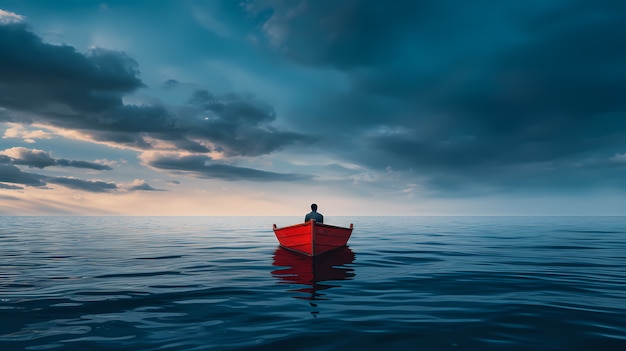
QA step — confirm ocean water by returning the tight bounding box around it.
[1,216,625,351]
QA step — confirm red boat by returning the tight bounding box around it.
[272,220,354,256]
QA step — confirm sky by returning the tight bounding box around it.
[0,0,625,216]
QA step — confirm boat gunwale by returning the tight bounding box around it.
[273,221,353,232]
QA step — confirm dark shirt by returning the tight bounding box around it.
[304,211,324,223]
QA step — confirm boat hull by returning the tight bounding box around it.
[272,221,353,256]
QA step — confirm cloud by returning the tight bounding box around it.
[143,153,310,181]
[41,176,160,193]
[3,2,626,204]
[0,24,143,115]
[184,90,313,156]
[55,159,112,170]
[125,179,163,191]
[0,155,157,193]
[0,161,115,192]
[1,147,55,168]
[0,16,318,200]
[363,3,626,170]
[0,182,23,190]
[0,9,23,24]
[247,0,626,195]
[1,147,112,170]
[2,123,52,143]
[0,163,46,186]
[0,22,310,160]
[44,176,118,193]
[247,0,437,69]
[611,153,626,162]
[164,79,179,88]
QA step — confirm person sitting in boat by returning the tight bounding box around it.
[305,203,324,223]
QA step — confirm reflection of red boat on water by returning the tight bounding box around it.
[271,246,355,300]
[272,220,354,256]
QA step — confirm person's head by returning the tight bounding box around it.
[311,203,318,211]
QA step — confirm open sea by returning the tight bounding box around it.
[1,216,625,350]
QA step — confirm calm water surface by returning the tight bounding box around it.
[1,216,625,350]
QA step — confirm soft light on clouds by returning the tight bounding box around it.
[1,2,625,215]
[1,147,112,170]
[3,123,52,143]
[0,9,23,24]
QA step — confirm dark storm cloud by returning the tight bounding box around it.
[0,23,142,113]
[368,1,626,168]
[3,2,625,196]
[0,22,309,160]
[254,0,626,194]
[146,154,310,181]
[1,147,112,170]
[250,0,482,69]
[185,90,313,156]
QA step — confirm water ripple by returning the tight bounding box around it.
[0,216,625,350]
